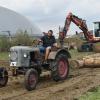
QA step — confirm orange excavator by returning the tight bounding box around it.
[59,12,100,51]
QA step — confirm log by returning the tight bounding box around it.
[81,53,100,66]
[70,57,100,68]
[70,60,84,69]
[83,58,94,66]
[70,53,100,68]
[84,53,100,58]
[94,59,100,65]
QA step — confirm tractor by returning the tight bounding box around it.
[0,45,71,91]
[0,12,87,91]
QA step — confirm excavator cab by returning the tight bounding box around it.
[93,22,100,38]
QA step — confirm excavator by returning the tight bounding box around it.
[59,12,100,52]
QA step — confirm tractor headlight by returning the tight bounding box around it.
[9,54,10,57]
[24,53,28,58]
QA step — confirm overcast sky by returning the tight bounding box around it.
[0,0,100,36]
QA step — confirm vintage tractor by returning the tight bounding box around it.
[0,12,84,91]
[0,45,71,91]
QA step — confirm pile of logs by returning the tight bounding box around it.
[70,53,100,68]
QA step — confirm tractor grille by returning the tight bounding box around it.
[10,51,18,61]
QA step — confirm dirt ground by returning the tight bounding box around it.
[0,56,100,100]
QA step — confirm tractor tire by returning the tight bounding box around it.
[0,68,8,87]
[25,68,38,91]
[51,54,69,82]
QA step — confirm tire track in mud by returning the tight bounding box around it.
[0,68,80,99]
[0,60,100,100]
[0,68,100,100]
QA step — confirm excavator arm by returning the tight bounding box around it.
[59,12,100,46]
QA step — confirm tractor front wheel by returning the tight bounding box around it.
[0,68,8,87]
[24,68,38,91]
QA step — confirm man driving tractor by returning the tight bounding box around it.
[40,30,57,63]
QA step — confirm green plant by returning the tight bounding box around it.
[12,30,33,46]
[0,36,11,52]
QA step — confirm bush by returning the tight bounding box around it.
[0,36,11,52]
[0,30,34,52]
[12,30,33,46]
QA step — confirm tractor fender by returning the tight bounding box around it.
[48,49,71,60]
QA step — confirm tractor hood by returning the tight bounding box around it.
[10,46,39,52]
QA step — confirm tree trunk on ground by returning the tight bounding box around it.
[70,54,100,68]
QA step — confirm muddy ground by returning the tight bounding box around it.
[0,57,100,100]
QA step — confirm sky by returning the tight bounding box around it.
[0,0,100,36]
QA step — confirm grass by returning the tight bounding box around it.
[79,86,100,100]
[69,49,94,59]
[0,52,9,60]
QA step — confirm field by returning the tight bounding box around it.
[0,50,100,100]
[0,52,9,60]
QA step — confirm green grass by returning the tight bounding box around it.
[94,43,100,46]
[79,86,100,100]
[0,52,9,60]
[69,49,94,59]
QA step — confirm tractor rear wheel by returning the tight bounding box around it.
[51,54,69,82]
[25,68,38,91]
[0,68,8,87]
